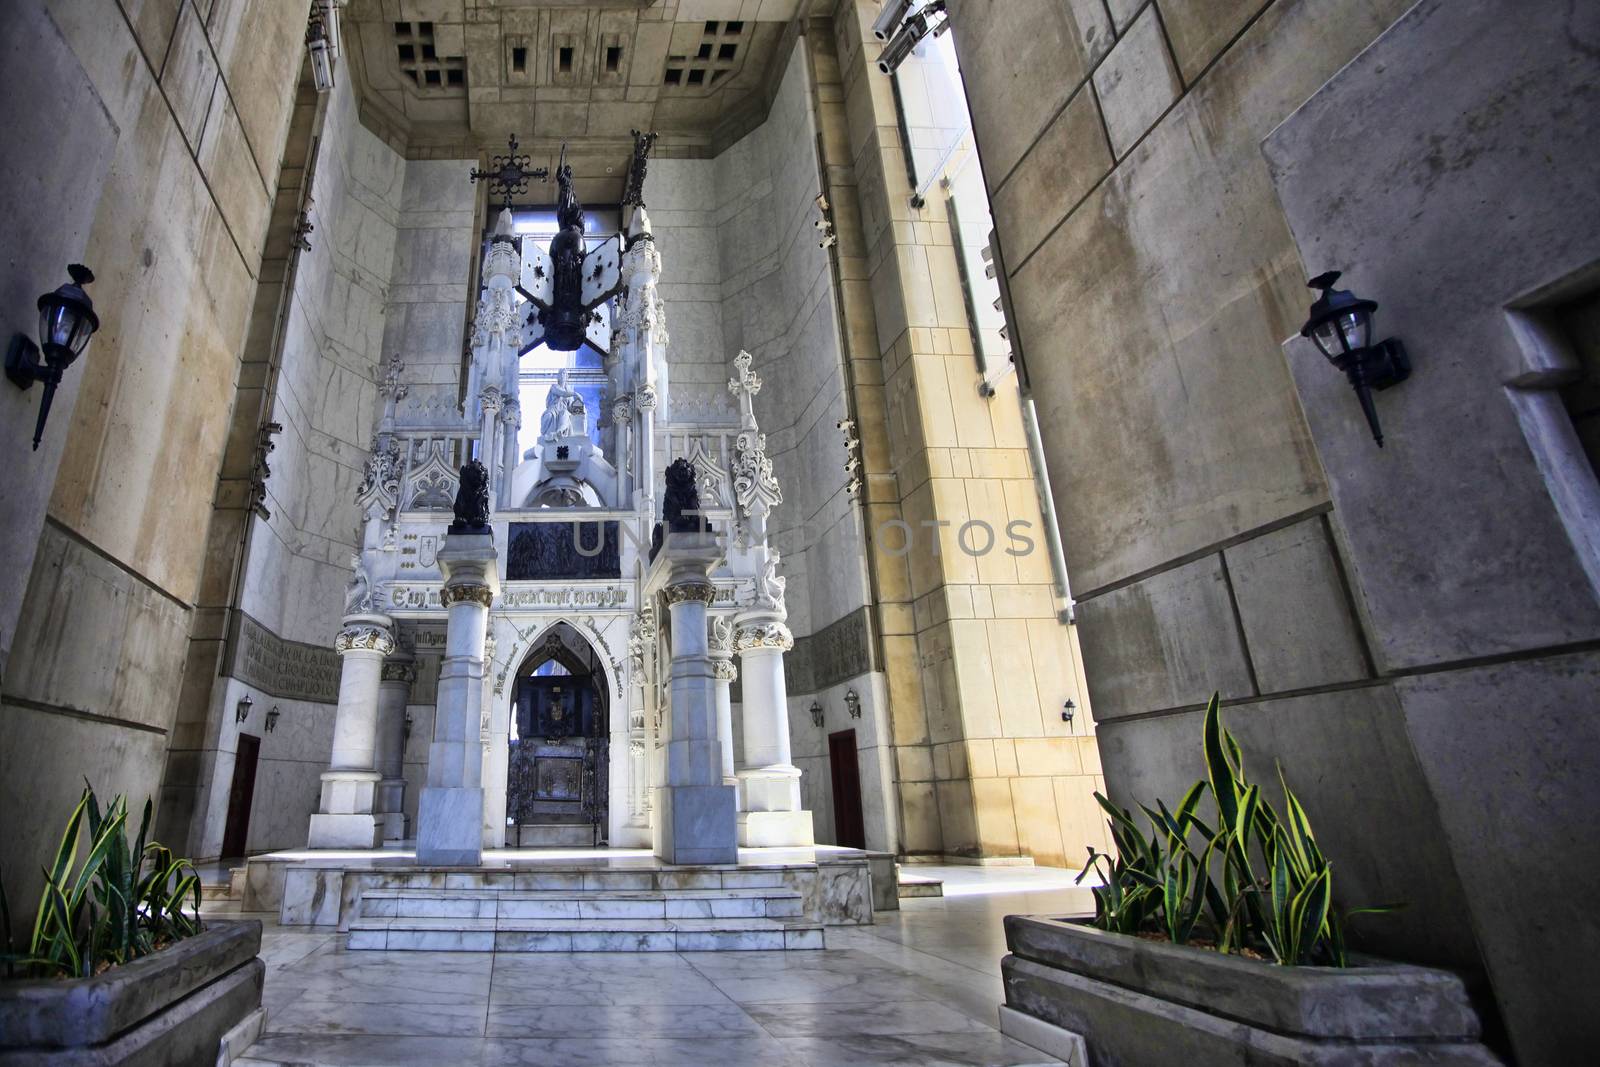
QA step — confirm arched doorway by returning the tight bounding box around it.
[507,622,609,847]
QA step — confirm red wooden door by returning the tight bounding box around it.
[221,734,260,859]
[828,729,866,850]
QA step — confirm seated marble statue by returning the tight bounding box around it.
[539,369,585,443]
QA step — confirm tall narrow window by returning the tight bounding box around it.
[605,45,622,73]
[558,46,573,73]
[512,46,527,73]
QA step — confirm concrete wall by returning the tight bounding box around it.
[1264,2,1600,1060]
[185,61,410,860]
[951,0,1598,1057]
[831,3,1105,867]
[0,0,304,927]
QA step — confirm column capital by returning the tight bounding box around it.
[734,620,793,652]
[663,580,716,606]
[336,621,395,656]
[713,658,738,682]
[440,582,495,608]
[381,658,417,685]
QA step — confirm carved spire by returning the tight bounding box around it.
[728,351,782,519]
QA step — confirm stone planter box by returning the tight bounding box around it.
[1002,915,1502,1065]
[0,919,264,1067]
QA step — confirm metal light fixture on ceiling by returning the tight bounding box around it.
[1299,271,1411,447]
[876,1,948,76]
[307,0,342,93]
[6,264,101,450]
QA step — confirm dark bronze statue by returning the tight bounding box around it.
[622,129,658,208]
[540,144,591,350]
[663,458,705,533]
[449,459,492,534]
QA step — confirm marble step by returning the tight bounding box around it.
[898,874,944,898]
[347,914,825,952]
[514,823,598,848]
[356,887,804,921]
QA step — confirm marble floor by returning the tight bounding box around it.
[219,864,1097,1067]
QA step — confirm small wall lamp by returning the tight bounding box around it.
[1061,698,1076,726]
[6,264,101,450]
[845,688,861,719]
[265,705,281,733]
[403,713,414,742]
[1299,271,1411,447]
[809,700,824,729]
[235,694,253,724]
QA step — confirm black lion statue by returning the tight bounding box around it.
[449,459,492,534]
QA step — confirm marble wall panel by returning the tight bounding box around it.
[985,0,1411,597]
[0,2,118,675]
[0,701,170,939]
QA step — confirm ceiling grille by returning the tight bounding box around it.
[663,19,744,90]
[394,20,465,91]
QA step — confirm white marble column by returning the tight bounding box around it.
[498,400,521,511]
[612,397,633,509]
[416,534,498,865]
[307,613,395,849]
[478,388,503,499]
[375,652,414,842]
[636,385,658,520]
[709,616,737,784]
[734,610,815,848]
[481,629,508,849]
[653,535,737,864]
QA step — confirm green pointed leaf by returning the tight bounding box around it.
[1202,693,1240,831]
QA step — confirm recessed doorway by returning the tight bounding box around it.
[508,622,609,847]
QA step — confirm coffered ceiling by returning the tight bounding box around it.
[345,0,827,187]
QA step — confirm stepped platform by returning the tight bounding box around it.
[898,871,945,898]
[236,845,890,951]
[347,886,822,951]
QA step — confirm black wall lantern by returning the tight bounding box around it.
[235,694,254,725]
[7,264,101,450]
[1299,271,1410,447]
[265,705,281,733]
[1061,698,1076,725]
[809,700,825,729]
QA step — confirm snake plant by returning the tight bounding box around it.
[1,783,202,979]
[1077,693,1396,966]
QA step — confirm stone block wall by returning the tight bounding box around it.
[830,2,1105,866]
[949,0,1475,946]
[951,0,1600,1057]
[1261,3,1600,1060]
[0,0,305,929]
[181,61,409,861]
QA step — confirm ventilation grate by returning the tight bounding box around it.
[394,21,466,92]
[662,20,744,89]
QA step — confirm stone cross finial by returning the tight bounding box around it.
[728,350,761,433]
[378,353,408,430]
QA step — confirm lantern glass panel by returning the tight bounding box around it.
[38,301,93,360]
[1311,310,1371,362]
[1337,309,1371,353]
[1310,319,1345,361]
